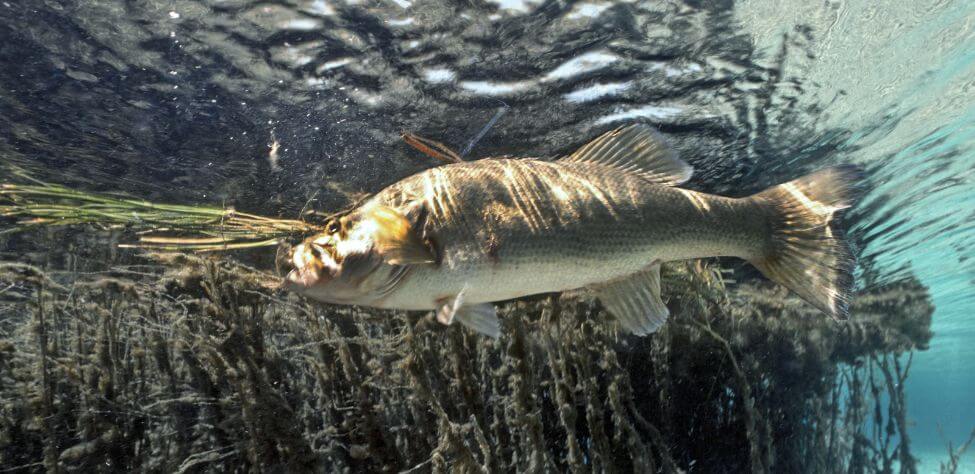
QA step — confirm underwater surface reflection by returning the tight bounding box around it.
[0,0,972,472]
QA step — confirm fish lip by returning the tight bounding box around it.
[282,269,304,291]
[284,241,339,291]
[284,267,326,290]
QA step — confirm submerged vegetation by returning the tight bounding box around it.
[0,244,933,472]
[1,176,321,251]
[0,162,944,472]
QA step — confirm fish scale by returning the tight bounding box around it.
[369,158,759,310]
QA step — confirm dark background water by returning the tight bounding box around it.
[1,0,972,470]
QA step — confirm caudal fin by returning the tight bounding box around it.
[749,166,863,319]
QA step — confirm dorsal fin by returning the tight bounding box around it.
[559,124,692,186]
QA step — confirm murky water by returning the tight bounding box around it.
[1,0,972,471]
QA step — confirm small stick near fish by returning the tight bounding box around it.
[401,132,463,164]
[460,101,508,158]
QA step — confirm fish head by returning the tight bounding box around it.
[283,201,436,304]
[282,211,389,304]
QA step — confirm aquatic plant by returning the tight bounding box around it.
[940,428,975,474]
[0,176,321,251]
[0,242,934,472]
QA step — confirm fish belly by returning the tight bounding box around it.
[375,250,652,310]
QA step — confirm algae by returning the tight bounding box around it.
[0,247,935,473]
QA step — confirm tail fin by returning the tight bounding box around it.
[749,166,863,319]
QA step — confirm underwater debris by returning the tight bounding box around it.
[940,428,975,474]
[0,251,933,473]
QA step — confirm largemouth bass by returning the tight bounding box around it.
[283,125,860,338]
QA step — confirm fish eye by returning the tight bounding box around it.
[326,219,341,234]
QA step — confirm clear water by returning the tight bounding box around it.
[737,1,975,470]
[1,0,972,471]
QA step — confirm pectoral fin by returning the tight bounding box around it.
[591,263,669,335]
[435,292,500,339]
[436,293,464,325]
[366,205,435,265]
[454,304,500,338]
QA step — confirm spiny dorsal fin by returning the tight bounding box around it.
[560,124,692,186]
[591,263,669,335]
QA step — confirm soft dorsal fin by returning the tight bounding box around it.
[591,263,669,335]
[560,124,692,186]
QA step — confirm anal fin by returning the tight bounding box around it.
[591,263,669,335]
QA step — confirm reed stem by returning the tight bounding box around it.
[1,180,322,251]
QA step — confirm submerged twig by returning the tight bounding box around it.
[401,132,463,164]
[461,101,508,157]
[940,427,975,474]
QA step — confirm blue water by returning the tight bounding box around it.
[737,1,975,470]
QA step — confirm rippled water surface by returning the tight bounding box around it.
[1,0,973,470]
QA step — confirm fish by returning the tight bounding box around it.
[282,124,861,338]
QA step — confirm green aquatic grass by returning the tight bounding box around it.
[0,177,321,251]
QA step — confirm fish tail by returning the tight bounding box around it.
[748,165,864,319]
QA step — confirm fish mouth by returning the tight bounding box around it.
[284,267,324,290]
[283,242,338,289]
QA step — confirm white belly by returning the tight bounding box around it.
[373,249,655,310]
